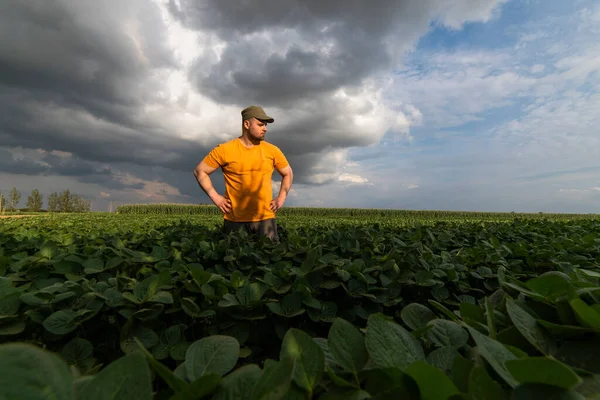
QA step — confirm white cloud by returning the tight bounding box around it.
[338,173,369,184]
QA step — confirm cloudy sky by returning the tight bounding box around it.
[1,0,599,213]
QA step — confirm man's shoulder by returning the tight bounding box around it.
[212,138,239,151]
[262,141,284,152]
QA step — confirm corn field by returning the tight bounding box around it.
[115,203,600,221]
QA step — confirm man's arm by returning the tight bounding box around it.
[193,161,231,214]
[270,165,293,212]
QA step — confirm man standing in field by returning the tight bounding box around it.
[193,105,293,241]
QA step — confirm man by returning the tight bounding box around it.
[193,105,293,241]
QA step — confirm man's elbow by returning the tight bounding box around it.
[281,165,293,179]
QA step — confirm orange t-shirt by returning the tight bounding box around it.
[202,138,289,222]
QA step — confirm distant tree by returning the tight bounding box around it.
[26,189,44,212]
[58,189,72,212]
[10,187,21,211]
[47,192,59,212]
[0,192,5,213]
[71,194,92,212]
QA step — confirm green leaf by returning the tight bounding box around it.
[43,310,78,335]
[400,303,436,330]
[251,357,294,400]
[327,318,368,377]
[405,361,461,400]
[61,337,93,366]
[526,274,573,301]
[83,258,105,274]
[424,319,469,348]
[0,343,73,400]
[452,354,474,393]
[464,325,519,388]
[0,291,20,315]
[185,335,240,380]
[511,383,586,400]
[505,299,557,355]
[362,367,419,399]
[213,364,263,400]
[570,298,600,329]
[148,291,173,304]
[505,357,583,390]
[468,366,508,400]
[280,328,325,395]
[426,346,461,373]
[169,374,222,400]
[134,337,188,393]
[39,241,60,259]
[365,313,425,371]
[77,352,153,400]
[460,303,486,324]
[121,326,159,354]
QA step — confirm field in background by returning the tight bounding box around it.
[115,202,600,221]
[1,205,600,398]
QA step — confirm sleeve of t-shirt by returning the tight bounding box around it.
[202,145,226,169]
[272,145,289,170]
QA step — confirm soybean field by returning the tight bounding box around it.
[1,208,600,399]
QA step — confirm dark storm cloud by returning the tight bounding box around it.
[0,0,174,128]
[0,0,505,203]
[0,149,47,175]
[170,0,434,106]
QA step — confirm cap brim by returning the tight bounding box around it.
[258,116,274,123]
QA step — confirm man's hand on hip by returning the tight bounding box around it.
[211,194,232,214]
[270,195,286,213]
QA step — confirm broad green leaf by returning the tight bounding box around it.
[468,366,507,400]
[43,310,78,335]
[426,346,461,373]
[555,339,600,374]
[511,383,585,400]
[148,291,173,304]
[452,354,474,393]
[251,357,294,400]
[61,337,93,367]
[362,367,419,399]
[505,298,557,355]
[213,364,263,400]
[327,318,368,376]
[405,361,461,400]
[185,335,240,380]
[169,374,221,400]
[134,337,188,393]
[280,328,325,395]
[526,274,572,299]
[77,352,152,400]
[0,318,26,336]
[505,357,583,390]
[0,343,73,400]
[39,241,60,259]
[0,291,20,315]
[465,325,519,388]
[236,283,266,306]
[83,258,105,273]
[570,298,600,329]
[318,388,371,400]
[460,302,486,324]
[428,300,459,321]
[537,320,595,338]
[365,313,425,371]
[400,303,436,330]
[424,319,469,348]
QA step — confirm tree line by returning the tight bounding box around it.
[0,188,91,213]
